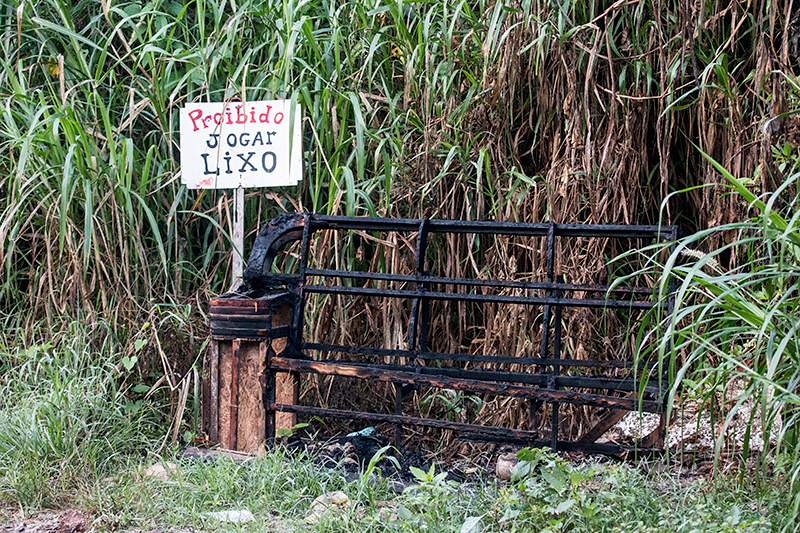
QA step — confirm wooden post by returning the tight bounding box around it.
[231,185,245,291]
[203,292,297,453]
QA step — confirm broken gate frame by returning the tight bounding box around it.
[239,213,679,455]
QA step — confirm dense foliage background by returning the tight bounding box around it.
[0,0,799,526]
[1,0,797,326]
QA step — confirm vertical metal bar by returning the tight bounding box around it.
[399,219,430,447]
[656,226,680,448]
[394,385,403,447]
[407,219,430,352]
[533,222,556,431]
[416,219,431,352]
[291,215,312,349]
[265,306,276,443]
[551,274,563,451]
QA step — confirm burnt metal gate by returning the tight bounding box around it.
[213,213,677,455]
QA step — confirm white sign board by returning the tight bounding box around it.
[180,100,302,189]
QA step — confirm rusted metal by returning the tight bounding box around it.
[226,213,677,455]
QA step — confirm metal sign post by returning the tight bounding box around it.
[180,100,302,289]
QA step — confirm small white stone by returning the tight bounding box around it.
[206,510,256,523]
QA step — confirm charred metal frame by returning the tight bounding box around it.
[240,213,678,455]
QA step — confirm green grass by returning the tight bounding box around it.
[621,160,800,532]
[0,321,163,508]
[0,327,791,532]
[61,447,795,532]
[1,0,799,530]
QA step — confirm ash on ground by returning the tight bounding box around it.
[600,378,782,456]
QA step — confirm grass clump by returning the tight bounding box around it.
[0,320,162,508]
[634,161,800,530]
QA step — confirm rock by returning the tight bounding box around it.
[206,510,256,523]
[306,491,350,523]
[496,453,519,481]
[180,446,254,463]
[57,510,89,533]
[141,462,177,482]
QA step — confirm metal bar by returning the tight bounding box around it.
[274,404,661,455]
[270,357,663,412]
[539,223,555,445]
[313,215,676,239]
[272,357,664,393]
[304,269,654,295]
[302,342,646,368]
[291,217,312,348]
[304,285,657,309]
[394,385,403,447]
[264,311,276,442]
[551,275,563,451]
[273,403,540,440]
[457,433,660,455]
[416,219,431,352]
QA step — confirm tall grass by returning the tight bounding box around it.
[0,320,162,508]
[637,154,800,529]
[1,0,794,327]
[0,0,798,488]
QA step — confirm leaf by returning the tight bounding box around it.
[542,469,566,492]
[499,508,520,523]
[460,516,482,533]
[409,466,428,482]
[553,499,575,514]
[516,448,536,461]
[134,339,147,352]
[133,384,150,393]
[511,460,532,481]
[397,505,413,520]
[276,428,292,437]
[121,356,138,371]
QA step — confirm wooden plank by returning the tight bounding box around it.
[637,413,666,449]
[578,408,630,443]
[270,357,662,413]
[236,341,265,453]
[230,339,240,450]
[271,303,296,430]
[207,340,220,443]
[218,340,233,449]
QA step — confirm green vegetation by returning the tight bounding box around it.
[1,0,799,530]
[640,160,800,530]
[0,324,791,531]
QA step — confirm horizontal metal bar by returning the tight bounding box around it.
[313,215,676,239]
[279,356,662,394]
[272,404,661,454]
[302,342,643,368]
[269,357,662,412]
[305,269,654,295]
[304,285,657,309]
[457,433,660,455]
[272,403,540,440]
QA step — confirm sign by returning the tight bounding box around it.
[180,100,302,189]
